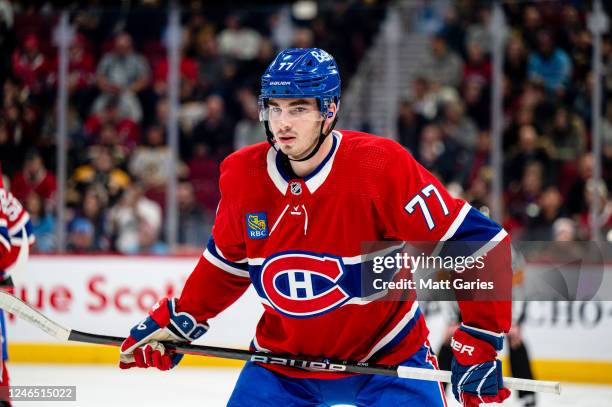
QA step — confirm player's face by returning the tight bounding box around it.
[267,98,326,159]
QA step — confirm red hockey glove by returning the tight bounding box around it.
[451,324,511,406]
[119,298,208,370]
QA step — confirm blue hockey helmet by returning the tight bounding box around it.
[259,48,341,117]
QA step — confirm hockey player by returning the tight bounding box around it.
[0,168,35,406]
[120,48,512,407]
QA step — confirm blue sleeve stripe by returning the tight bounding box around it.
[9,220,35,245]
[203,237,249,277]
[449,207,503,243]
[434,206,506,259]
[0,228,10,251]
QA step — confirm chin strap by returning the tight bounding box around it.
[264,116,338,171]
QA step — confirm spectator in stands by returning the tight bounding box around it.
[397,99,426,155]
[467,175,492,216]
[465,130,491,189]
[0,120,19,176]
[11,33,49,96]
[439,99,478,150]
[79,187,110,252]
[153,30,199,101]
[292,27,314,49]
[406,76,439,120]
[505,124,552,188]
[462,41,491,87]
[90,124,129,167]
[552,217,577,242]
[416,124,464,184]
[558,4,585,52]
[108,182,162,254]
[462,78,489,130]
[566,153,593,217]
[129,125,173,191]
[10,149,56,208]
[93,32,151,122]
[84,96,140,151]
[527,30,572,95]
[69,145,130,208]
[520,5,543,50]
[177,180,209,251]
[1,102,27,171]
[195,32,225,95]
[506,161,546,231]
[504,35,528,98]
[568,30,592,85]
[577,180,612,241]
[524,186,564,240]
[24,191,55,253]
[67,217,96,253]
[548,106,586,163]
[218,13,261,61]
[416,34,463,89]
[0,0,15,81]
[465,7,492,53]
[127,219,169,255]
[47,33,96,119]
[191,94,234,160]
[234,91,264,149]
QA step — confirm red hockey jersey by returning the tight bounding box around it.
[177,130,511,378]
[0,172,35,275]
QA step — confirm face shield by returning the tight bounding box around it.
[259,102,329,124]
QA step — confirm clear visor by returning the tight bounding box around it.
[259,104,327,122]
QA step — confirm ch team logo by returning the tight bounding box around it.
[246,213,268,239]
[260,252,350,317]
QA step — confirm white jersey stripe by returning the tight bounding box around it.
[203,249,250,278]
[358,301,419,363]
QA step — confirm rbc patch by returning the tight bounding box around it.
[246,212,268,239]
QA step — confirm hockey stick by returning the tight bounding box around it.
[0,291,560,395]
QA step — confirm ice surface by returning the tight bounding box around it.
[8,364,612,406]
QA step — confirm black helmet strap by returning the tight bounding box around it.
[264,114,338,170]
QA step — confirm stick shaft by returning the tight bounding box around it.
[0,291,561,395]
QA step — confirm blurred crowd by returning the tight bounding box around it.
[0,0,386,254]
[401,1,612,243]
[0,1,611,255]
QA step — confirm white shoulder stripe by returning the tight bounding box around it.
[359,301,419,363]
[0,234,10,251]
[8,212,30,236]
[470,228,508,259]
[440,202,472,242]
[203,249,250,278]
[305,131,342,193]
[461,323,504,338]
[266,147,288,194]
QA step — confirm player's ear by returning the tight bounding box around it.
[324,102,338,129]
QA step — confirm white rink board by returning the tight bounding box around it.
[6,256,612,362]
[8,256,264,348]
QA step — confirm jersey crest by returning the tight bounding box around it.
[260,251,350,317]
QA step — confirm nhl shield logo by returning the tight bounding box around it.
[290,182,302,195]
